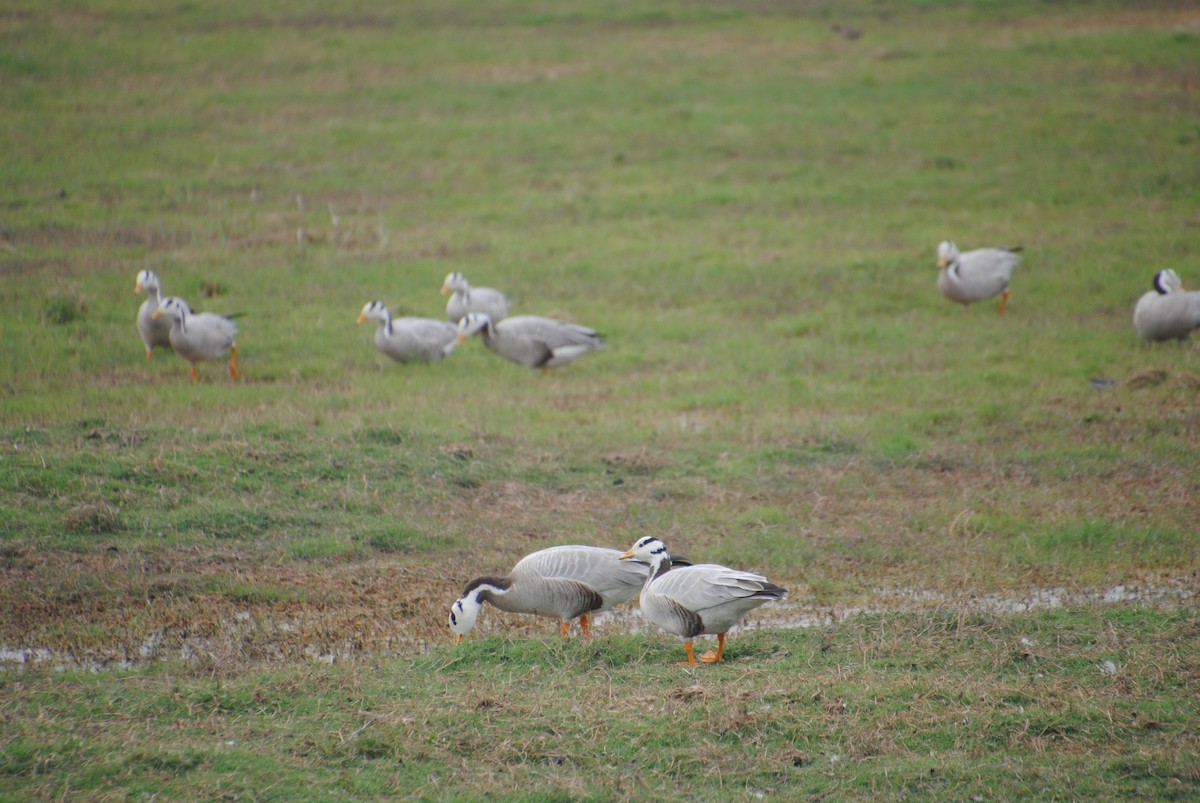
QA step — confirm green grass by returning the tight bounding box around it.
[2,0,1199,798]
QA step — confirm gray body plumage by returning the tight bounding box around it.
[639,561,786,640]
[359,301,457,363]
[441,272,511,324]
[936,241,1021,308]
[154,296,237,375]
[1133,270,1200,343]
[458,313,604,369]
[449,545,648,636]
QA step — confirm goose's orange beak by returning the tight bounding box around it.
[135,284,145,294]
[356,313,367,324]
[455,332,467,345]
[936,255,948,269]
[440,285,451,296]
[151,309,162,319]
[453,633,463,645]
[618,550,634,560]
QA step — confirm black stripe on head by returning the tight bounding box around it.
[634,536,658,550]
[1153,271,1171,295]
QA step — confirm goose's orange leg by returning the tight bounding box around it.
[677,641,697,667]
[997,290,1010,316]
[579,614,591,638]
[190,364,200,383]
[229,346,239,379]
[560,622,571,638]
[699,633,726,663]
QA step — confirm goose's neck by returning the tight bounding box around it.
[381,309,393,337]
[645,555,673,587]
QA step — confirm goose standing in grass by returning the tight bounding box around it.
[1132,269,1200,344]
[448,545,649,643]
[356,301,458,363]
[152,296,239,383]
[456,312,604,369]
[936,240,1022,314]
[134,270,189,359]
[440,272,511,324]
[619,536,786,666]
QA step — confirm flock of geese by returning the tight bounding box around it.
[133,244,1197,663]
[135,269,606,382]
[136,244,1200,383]
[449,537,787,666]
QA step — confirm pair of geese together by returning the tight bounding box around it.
[449,537,786,666]
[938,242,1200,342]
[135,270,604,382]
[358,272,604,369]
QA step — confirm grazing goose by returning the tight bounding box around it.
[936,240,1022,314]
[448,545,649,643]
[619,536,786,666]
[134,270,190,359]
[152,296,239,383]
[456,312,604,369]
[1132,269,1200,344]
[356,301,458,363]
[440,272,511,324]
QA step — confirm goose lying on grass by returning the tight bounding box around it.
[1133,269,1200,344]
[357,301,458,363]
[449,545,649,643]
[440,272,511,325]
[152,296,239,383]
[936,240,1022,314]
[456,312,604,369]
[134,270,190,360]
[620,536,786,666]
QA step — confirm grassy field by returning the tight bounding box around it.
[2,0,1198,799]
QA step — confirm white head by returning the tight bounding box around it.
[1152,269,1183,295]
[455,311,494,345]
[441,271,469,296]
[936,241,959,270]
[448,577,509,644]
[356,300,391,326]
[151,296,189,324]
[135,269,161,296]
[619,536,672,569]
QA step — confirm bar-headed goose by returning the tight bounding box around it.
[357,301,458,363]
[456,312,604,369]
[134,270,190,359]
[440,272,511,324]
[1133,269,1200,344]
[936,240,1022,314]
[152,296,239,383]
[619,536,786,666]
[448,545,649,643]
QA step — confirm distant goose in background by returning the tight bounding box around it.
[152,296,239,383]
[456,312,604,369]
[356,301,458,363]
[1132,269,1200,344]
[134,270,190,359]
[440,272,511,324]
[448,545,650,643]
[936,240,1022,314]
[620,536,786,666]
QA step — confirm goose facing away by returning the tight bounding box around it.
[936,240,1022,314]
[134,270,189,359]
[356,301,458,363]
[1133,269,1200,344]
[152,296,238,383]
[448,545,649,643]
[456,312,604,369]
[440,272,511,324]
[619,536,786,666]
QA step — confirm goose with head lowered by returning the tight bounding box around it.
[152,296,239,383]
[134,270,191,360]
[620,536,786,666]
[1132,269,1200,344]
[440,271,511,325]
[936,240,1022,314]
[356,301,458,363]
[448,545,649,643]
[456,312,604,370]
